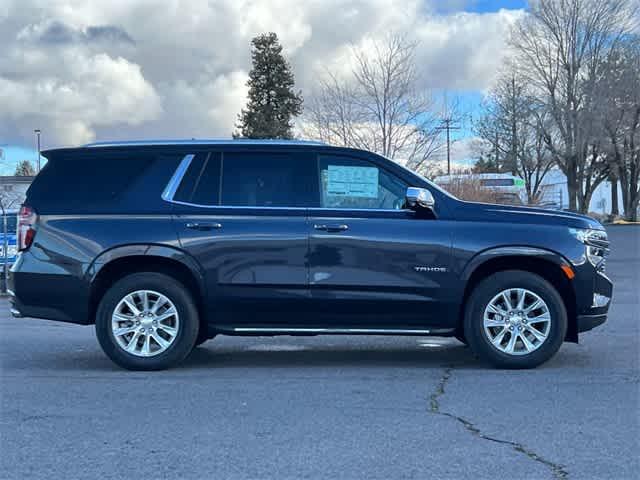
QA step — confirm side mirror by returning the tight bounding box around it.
[405,187,435,210]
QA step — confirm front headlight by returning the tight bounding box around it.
[569,228,609,270]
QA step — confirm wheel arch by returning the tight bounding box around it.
[458,247,578,342]
[86,245,207,330]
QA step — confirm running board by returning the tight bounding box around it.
[214,326,455,336]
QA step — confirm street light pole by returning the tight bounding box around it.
[34,129,41,172]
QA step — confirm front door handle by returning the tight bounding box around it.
[186,222,222,231]
[314,224,349,232]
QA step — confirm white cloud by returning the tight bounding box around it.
[413,9,524,90]
[0,50,162,144]
[0,0,523,147]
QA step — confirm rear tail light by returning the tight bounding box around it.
[18,205,37,251]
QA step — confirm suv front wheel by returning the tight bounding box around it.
[464,270,567,369]
[95,272,199,370]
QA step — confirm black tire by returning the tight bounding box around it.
[454,334,468,345]
[464,270,567,369]
[95,272,200,371]
[194,333,216,348]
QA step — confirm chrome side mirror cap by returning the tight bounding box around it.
[405,187,435,210]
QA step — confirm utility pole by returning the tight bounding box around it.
[436,118,460,175]
[495,130,499,171]
[34,129,41,172]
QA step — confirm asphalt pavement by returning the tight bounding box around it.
[1,226,638,480]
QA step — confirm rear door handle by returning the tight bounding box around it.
[186,222,222,231]
[314,224,349,232]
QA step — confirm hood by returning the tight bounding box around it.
[453,200,603,230]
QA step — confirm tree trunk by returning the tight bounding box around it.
[610,176,619,217]
[578,190,593,214]
[626,192,639,222]
[567,174,578,211]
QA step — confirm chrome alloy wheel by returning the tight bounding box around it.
[111,290,180,357]
[483,288,551,356]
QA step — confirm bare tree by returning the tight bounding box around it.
[438,176,502,204]
[510,0,638,212]
[596,37,640,221]
[303,72,368,149]
[14,160,36,176]
[475,70,555,204]
[304,35,442,174]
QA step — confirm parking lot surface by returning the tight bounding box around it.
[1,226,638,479]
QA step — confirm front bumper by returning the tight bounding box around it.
[574,270,613,334]
[577,313,607,333]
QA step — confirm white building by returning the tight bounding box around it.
[0,176,35,210]
[538,169,625,216]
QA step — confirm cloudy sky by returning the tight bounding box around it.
[0,0,527,173]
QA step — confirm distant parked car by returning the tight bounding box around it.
[1,210,18,265]
[9,140,612,371]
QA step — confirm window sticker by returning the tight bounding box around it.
[326,165,379,198]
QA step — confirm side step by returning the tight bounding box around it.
[213,326,456,336]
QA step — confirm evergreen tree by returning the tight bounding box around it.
[14,160,36,176]
[235,32,303,139]
[473,155,500,174]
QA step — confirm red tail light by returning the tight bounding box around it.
[18,205,37,251]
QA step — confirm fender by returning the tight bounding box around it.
[85,243,206,298]
[460,245,574,283]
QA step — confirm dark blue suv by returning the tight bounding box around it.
[8,140,612,370]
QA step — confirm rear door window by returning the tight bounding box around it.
[173,153,221,206]
[221,152,314,208]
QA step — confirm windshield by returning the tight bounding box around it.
[481,178,515,187]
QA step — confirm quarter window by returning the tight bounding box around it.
[27,154,154,209]
[318,155,407,210]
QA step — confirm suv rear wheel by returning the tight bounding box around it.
[464,270,567,369]
[95,272,199,370]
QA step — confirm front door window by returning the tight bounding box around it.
[318,156,407,210]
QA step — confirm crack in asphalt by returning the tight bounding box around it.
[429,367,569,480]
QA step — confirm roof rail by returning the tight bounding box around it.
[83,139,327,148]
